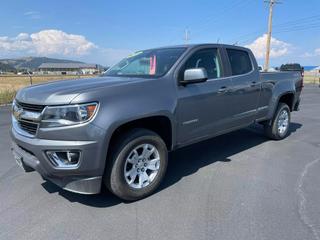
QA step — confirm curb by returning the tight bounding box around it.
[0,103,12,107]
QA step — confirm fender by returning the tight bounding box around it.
[266,78,296,120]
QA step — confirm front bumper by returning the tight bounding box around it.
[10,125,107,194]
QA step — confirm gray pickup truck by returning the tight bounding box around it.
[11,44,303,200]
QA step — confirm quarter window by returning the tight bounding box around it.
[226,49,252,75]
[180,48,221,80]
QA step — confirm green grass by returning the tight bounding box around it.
[0,88,17,105]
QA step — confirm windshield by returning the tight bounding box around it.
[104,47,186,78]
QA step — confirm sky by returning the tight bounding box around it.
[0,0,319,67]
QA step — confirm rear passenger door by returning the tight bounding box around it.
[225,48,261,126]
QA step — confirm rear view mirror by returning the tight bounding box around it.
[181,68,208,85]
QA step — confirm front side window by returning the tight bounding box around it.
[180,48,222,80]
[105,47,186,78]
[226,49,253,76]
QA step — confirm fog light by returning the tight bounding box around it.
[46,151,81,168]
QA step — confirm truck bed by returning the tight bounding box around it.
[260,71,303,92]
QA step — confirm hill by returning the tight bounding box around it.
[0,62,16,72]
[0,57,84,71]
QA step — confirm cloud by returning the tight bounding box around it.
[30,30,96,55]
[24,11,38,15]
[0,29,132,65]
[24,11,41,19]
[0,29,96,56]
[303,48,320,57]
[245,34,291,59]
[0,33,33,52]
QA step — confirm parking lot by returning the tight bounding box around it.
[0,85,319,240]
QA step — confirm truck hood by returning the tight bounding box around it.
[15,76,141,105]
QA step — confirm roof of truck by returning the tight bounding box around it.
[135,44,251,55]
[145,43,249,50]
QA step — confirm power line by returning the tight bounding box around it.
[192,0,245,29]
[235,21,320,46]
[275,22,320,31]
[170,2,320,46]
[231,13,320,46]
[237,18,320,42]
[273,14,320,28]
[191,0,254,36]
[166,0,251,45]
[274,24,320,34]
[164,0,251,45]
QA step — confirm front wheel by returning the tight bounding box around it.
[264,103,291,140]
[104,128,168,201]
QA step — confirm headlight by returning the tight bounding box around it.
[40,102,98,128]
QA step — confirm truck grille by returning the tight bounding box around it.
[14,101,46,136]
[16,101,45,113]
[18,120,39,135]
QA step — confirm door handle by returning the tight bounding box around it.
[250,81,258,87]
[218,86,228,93]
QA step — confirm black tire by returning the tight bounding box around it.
[104,128,168,201]
[264,103,291,140]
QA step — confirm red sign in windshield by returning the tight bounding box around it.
[149,55,156,75]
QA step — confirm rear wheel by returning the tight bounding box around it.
[264,103,291,140]
[104,128,168,201]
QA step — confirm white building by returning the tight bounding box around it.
[38,63,98,75]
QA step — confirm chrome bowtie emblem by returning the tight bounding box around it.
[13,101,42,121]
[13,103,23,120]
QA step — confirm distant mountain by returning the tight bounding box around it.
[0,57,84,71]
[0,62,16,72]
[303,66,318,71]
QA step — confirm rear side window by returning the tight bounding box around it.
[226,49,252,75]
[280,64,302,71]
[180,48,221,80]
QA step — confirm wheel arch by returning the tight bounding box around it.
[277,92,295,111]
[267,91,295,120]
[107,115,174,154]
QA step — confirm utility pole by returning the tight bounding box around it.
[184,28,190,44]
[264,0,280,71]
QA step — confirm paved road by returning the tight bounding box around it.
[0,85,320,240]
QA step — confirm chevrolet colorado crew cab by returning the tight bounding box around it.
[11,44,303,200]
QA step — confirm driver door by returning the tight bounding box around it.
[176,47,234,145]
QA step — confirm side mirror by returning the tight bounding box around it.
[181,68,208,85]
